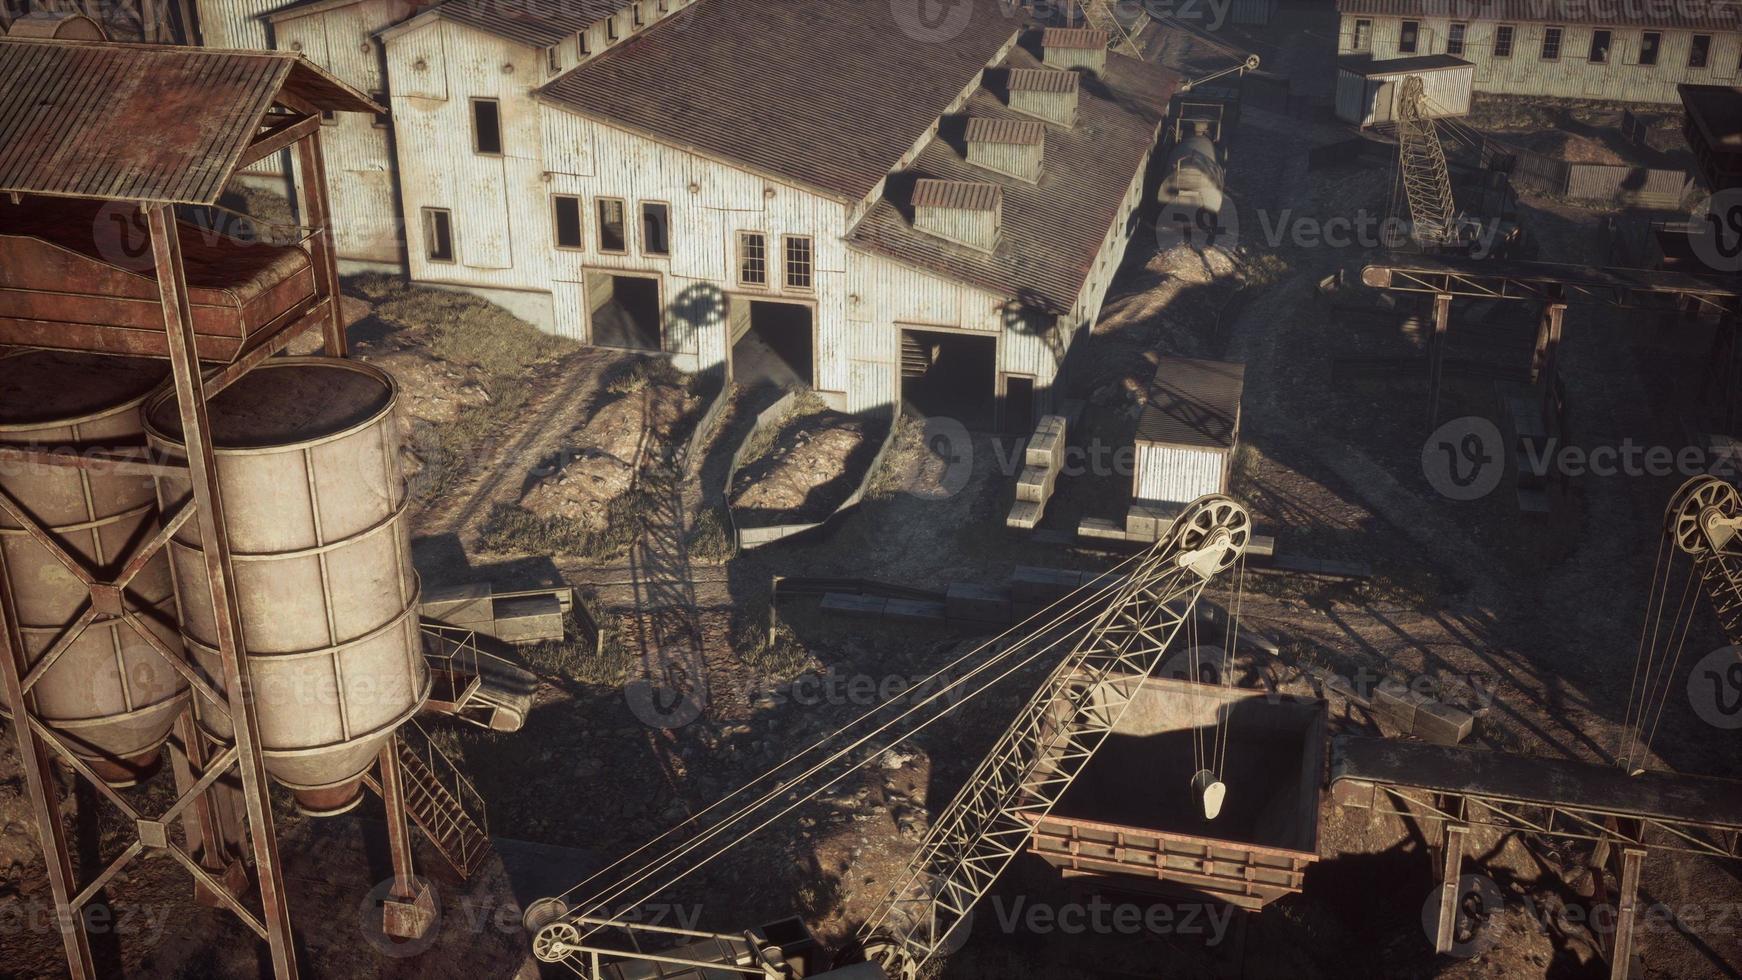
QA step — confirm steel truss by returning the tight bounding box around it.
[858,496,1251,980]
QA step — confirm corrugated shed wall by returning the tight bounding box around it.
[535,105,850,379]
[387,21,552,292]
[197,0,299,177]
[1341,16,1742,104]
[275,0,404,264]
[1134,444,1227,506]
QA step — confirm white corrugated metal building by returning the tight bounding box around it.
[1132,358,1245,510]
[369,0,1177,428]
[1336,53,1474,127]
[1337,0,1742,105]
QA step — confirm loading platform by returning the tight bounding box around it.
[1332,736,1742,976]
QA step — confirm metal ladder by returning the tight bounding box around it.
[391,721,493,880]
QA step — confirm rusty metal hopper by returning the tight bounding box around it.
[145,357,427,816]
[1026,675,1327,910]
[0,350,190,785]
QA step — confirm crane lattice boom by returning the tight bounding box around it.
[1397,75,1458,247]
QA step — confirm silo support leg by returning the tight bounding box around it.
[1432,822,1469,954]
[152,205,300,980]
[378,735,436,940]
[169,713,249,907]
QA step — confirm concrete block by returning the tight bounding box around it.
[1076,517,1128,541]
[493,594,564,643]
[1011,565,1085,603]
[421,582,495,627]
[1412,700,1475,745]
[1016,464,1056,504]
[821,593,887,618]
[884,598,948,622]
[1007,500,1043,530]
[946,583,1012,624]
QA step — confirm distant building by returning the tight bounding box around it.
[373,0,1174,428]
[1336,0,1742,105]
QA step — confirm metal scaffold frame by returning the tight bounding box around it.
[0,42,427,978]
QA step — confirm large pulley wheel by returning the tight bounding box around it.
[1667,476,1740,555]
[533,921,581,963]
[1166,494,1253,575]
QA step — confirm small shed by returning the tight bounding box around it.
[1336,54,1473,129]
[1133,357,1244,510]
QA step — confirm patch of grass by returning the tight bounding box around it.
[738,617,814,684]
[479,487,656,561]
[605,356,687,396]
[520,609,637,686]
[686,506,735,563]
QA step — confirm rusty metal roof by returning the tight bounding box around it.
[1007,67,1078,93]
[849,41,1177,315]
[913,179,1002,212]
[1042,27,1106,50]
[424,0,632,49]
[1136,358,1244,450]
[964,117,1044,146]
[537,0,1022,202]
[0,38,380,205]
[1336,0,1742,30]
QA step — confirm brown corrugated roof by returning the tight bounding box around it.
[964,117,1044,146]
[1136,358,1244,450]
[913,178,1002,211]
[1336,0,1742,30]
[849,42,1177,314]
[1007,67,1078,93]
[430,0,631,49]
[0,38,379,205]
[1043,27,1106,50]
[537,0,1022,202]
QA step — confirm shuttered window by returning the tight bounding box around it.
[738,232,767,286]
[1494,25,1514,58]
[1640,31,1661,66]
[1541,26,1562,61]
[1447,23,1465,57]
[471,98,502,154]
[1692,34,1712,69]
[784,236,813,290]
[641,202,670,256]
[1400,20,1419,54]
[423,208,454,262]
[597,198,627,253]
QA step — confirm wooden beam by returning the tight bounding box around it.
[237,113,321,170]
[1433,823,1469,955]
[1427,293,1452,427]
[1609,847,1647,980]
[293,130,346,357]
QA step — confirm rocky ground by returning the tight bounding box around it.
[7,9,1742,980]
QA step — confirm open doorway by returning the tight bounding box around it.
[900,327,997,432]
[587,270,662,351]
[730,298,814,389]
[1003,374,1035,434]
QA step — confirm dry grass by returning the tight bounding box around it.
[686,506,735,564]
[478,487,656,561]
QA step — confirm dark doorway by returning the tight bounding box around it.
[1004,374,1035,434]
[901,328,996,432]
[588,271,662,351]
[730,298,814,388]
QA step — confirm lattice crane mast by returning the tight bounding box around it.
[524,494,1253,979]
[1396,74,1459,247]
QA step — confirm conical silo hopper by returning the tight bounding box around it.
[0,351,191,786]
[144,358,428,817]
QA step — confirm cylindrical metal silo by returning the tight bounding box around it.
[0,351,191,786]
[144,358,427,817]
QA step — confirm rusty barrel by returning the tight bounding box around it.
[145,358,427,816]
[0,351,190,786]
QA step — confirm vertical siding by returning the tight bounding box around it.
[195,0,294,49]
[387,21,553,291]
[1340,16,1742,104]
[275,0,405,265]
[1134,445,1227,506]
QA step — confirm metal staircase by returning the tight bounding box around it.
[1397,75,1458,247]
[379,721,493,880]
[900,332,933,379]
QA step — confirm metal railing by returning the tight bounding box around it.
[397,718,490,875]
[419,622,484,710]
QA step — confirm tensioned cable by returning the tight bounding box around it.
[1639,567,1705,765]
[1213,551,1247,780]
[1619,527,1672,767]
[1625,563,1697,770]
[556,545,1159,916]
